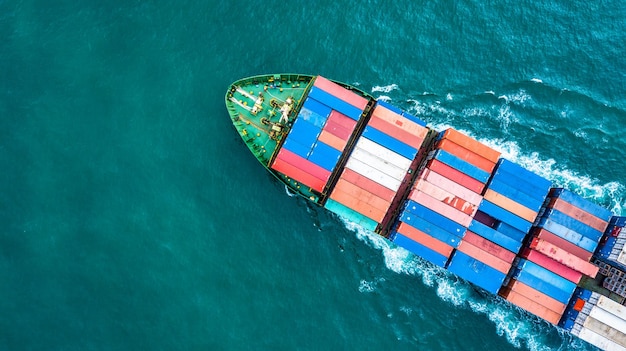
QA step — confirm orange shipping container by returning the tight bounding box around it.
[501,288,562,325]
[413,179,477,216]
[436,139,496,173]
[441,128,501,163]
[548,197,609,232]
[339,168,396,202]
[329,187,386,223]
[397,222,455,258]
[367,114,425,149]
[457,240,512,274]
[333,179,392,213]
[530,238,600,277]
[483,189,538,223]
[420,168,483,205]
[463,231,516,263]
[506,280,567,314]
[409,190,473,227]
[318,129,348,151]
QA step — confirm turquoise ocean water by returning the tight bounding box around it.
[1,1,625,350]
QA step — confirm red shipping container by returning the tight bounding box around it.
[372,106,428,140]
[409,190,473,227]
[506,280,567,314]
[457,240,512,274]
[333,179,391,213]
[520,248,583,283]
[323,119,353,140]
[419,169,483,205]
[530,238,600,277]
[548,197,609,232]
[427,159,485,194]
[329,187,386,223]
[440,128,501,163]
[313,76,369,109]
[483,189,538,223]
[413,179,477,216]
[271,157,326,192]
[275,148,331,182]
[533,228,593,261]
[436,139,496,173]
[318,130,347,151]
[367,114,425,149]
[339,168,396,202]
[397,222,454,258]
[501,288,562,325]
[463,231,515,263]
[327,110,357,130]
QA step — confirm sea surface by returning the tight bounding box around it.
[1,1,625,350]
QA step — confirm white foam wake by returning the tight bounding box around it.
[371,84,398,93]
[340,216,597,350]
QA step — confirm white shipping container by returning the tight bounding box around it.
[618,247,626,266]
[414,180,477,215]
[583,316,626,346]
[345,157,401,192]
[598,296,626,322]
[578,327,626,351]
[589,305,626,336]
[350,147,407,181]
[356,137,412,170]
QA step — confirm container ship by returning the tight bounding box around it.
[225,74,626,351]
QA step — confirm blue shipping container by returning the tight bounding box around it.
[447,251,506,294]
[486,176,546,212]
[393,233,449,267]
[610,216,626,227]
[298,107,328,129]
[403,200,466,236]
[517,259,577,297]
[282,137,314,159]
[495,159,552,193]
[302,97,332,120]
[398,213,463,248]
[478,199,533,234]
[308,141,342,172]
[432,149,491,183]
[595,235,616,259]
[543,208,603,241]
[495,221,528,242]
[467,220,523,253]
[550,188,613,222]
[537,217,597,252]
[513,269,574,304]
[308,87,363,120]
[362,126,417,160]
[287,117,321,147]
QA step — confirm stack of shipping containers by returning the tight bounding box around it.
[501,188,610,324]
[392,129,501,275]
[449,156,547,294]
[561,288,626,350]
[271,76,368,193]
[326,101,428,231]
[452,158,549,294]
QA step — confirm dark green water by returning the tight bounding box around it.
[1,1,625,350]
